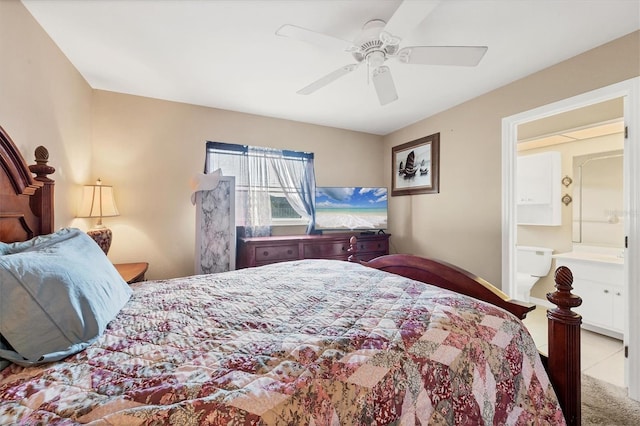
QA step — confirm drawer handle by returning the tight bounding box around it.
[604,289,610,294]
[263,251,269,257]
[287,249,293,255]
[616,292,622,296]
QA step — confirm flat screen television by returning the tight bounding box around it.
[314,187,388,232]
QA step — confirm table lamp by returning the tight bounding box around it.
[77,179,119,254]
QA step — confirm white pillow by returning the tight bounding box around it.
[0,228,132,366]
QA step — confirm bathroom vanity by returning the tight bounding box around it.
[554,247,624,339]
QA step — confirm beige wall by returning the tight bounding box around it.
[0,0,93,228]
[90,91,383,278]
[383,31,640,288]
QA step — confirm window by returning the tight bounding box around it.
[205,142,316,236]
[270,195,302,220]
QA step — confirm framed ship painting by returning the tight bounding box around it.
[392,133,440,196]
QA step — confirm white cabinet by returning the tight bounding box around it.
[554,254,624,339]
[517,151,561,225]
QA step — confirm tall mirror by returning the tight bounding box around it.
[572,149,624,246]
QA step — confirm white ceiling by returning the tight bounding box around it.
[22,0,640,136]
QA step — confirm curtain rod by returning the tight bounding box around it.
[206,141,314,160]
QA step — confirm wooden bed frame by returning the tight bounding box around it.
[0,126,55,242]
[0,124,582,425]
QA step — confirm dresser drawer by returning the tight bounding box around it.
[303,242,349,258]
[255,244,299,262]
[356,238,388,253]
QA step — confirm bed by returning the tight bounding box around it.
[0,125,581,425]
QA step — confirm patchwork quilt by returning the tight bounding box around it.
[0,259,565,425]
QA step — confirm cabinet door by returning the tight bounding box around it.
[516,151,561,225]
[573,279,613,329]
[517,153,552,204]
[612,286,625,332]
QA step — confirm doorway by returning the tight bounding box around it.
[501,77,640,400]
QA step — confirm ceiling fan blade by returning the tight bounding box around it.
[397,46,488,66]
[297,64,359,95]
[384,0,442,40]
[372,66,398,106]
[276,24,354,51]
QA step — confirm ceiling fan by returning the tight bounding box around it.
[276,0,487,105]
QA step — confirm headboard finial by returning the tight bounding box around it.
[34,145,49,164]
[29,146,55,181]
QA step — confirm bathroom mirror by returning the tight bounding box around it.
[572,149,624,246]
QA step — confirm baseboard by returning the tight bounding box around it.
[581,323,624,340]
[529,296,624,340]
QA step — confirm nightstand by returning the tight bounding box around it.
[114,262,149,284]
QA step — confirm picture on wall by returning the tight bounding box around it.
[392,132,440,196]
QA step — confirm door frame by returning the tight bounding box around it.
[501,77,639,399]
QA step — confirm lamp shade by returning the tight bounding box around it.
[78,179,119,255]
[77,180,119,222]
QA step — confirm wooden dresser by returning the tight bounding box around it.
[237,233,390,268]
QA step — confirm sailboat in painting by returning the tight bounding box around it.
[419,159,429,176]
[398,150,417,179]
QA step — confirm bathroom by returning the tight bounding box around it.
[515,97,625,339]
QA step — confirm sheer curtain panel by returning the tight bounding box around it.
[205,142,316,236]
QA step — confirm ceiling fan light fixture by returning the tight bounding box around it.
[366,50,386,68]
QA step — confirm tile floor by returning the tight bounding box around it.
[522,305,626,388]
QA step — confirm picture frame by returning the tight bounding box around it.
[391,133,440,196]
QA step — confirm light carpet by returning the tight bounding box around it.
[582,374,640,425]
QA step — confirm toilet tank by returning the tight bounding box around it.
[517,246,553,277]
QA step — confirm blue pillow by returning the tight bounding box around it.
[0,230,68,255]
[0,228,132,366]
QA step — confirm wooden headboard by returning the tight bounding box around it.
[0,125,56,243]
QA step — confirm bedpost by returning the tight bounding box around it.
[546,266,582,426]
[347,235,358,262]
[28,146,55,234]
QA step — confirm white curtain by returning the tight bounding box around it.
[270,151,316,233]
[205,142,316,236]
[243,146,272,237]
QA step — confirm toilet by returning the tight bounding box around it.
[516,245,553,302]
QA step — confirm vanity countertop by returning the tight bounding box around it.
[553,246,624,265]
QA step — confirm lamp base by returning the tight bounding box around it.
[87,227,112,255]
